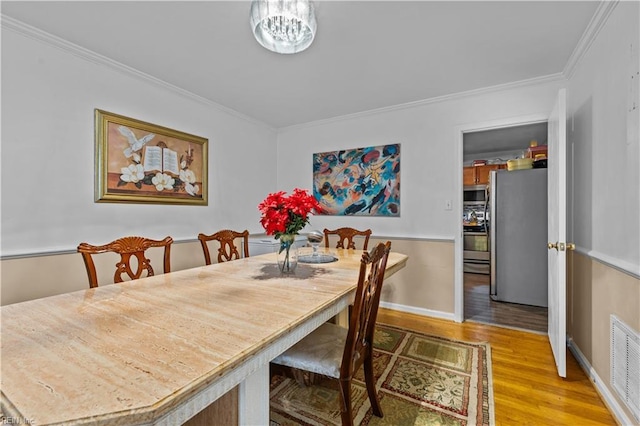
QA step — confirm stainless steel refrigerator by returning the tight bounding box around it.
[489,168,548,307]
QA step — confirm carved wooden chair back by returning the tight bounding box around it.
[344,240,390,361]
[271,241,391,426]
[198,229,249,265]
[323,227,372,250]
[77,236,173,288]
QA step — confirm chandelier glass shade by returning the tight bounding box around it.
[250,0,317,54]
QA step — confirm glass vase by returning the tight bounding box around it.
[277,234,299,274]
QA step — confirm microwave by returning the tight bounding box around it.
[463,185,487,202]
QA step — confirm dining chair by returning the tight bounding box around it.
[323,227,372,250]
[198,229,249,264]
[77,236,173,288]
[271,241,391,426]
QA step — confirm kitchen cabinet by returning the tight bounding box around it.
[464,164,505,186]
[477,164,503,184]
[463,167,476,186]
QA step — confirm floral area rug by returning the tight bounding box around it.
[270,324,494,426]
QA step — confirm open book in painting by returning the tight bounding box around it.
[142,145,179,175]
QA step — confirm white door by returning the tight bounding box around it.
[547,88,567,377]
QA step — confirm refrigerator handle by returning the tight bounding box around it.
[483,192,489,235]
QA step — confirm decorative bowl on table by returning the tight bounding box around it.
[298,230,338,264]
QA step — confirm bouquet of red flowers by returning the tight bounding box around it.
[258,188,320,239]
[258,188,319,273]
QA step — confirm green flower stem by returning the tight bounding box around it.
[279,234,296,273]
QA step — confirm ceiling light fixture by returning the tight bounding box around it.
[250,0,317,54]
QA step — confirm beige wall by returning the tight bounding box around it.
[1,238,456,316]
[372,238,455,316]
[569,251,640,423]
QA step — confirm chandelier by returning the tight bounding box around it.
[250,0,317,54]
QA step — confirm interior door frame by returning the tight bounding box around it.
[454,114,549,323]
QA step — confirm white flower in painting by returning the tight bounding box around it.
[180,169,196,184]
[152,173,174,191]
[180,160,187,169]
[180,169,198,196]
[185,182,199,196]
[120,164,144,183]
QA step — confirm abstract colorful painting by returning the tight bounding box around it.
[313,144,400,216]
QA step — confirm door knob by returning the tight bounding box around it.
[547,242,576,251]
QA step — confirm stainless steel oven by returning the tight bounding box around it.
[464,232,490,274]
[463,189,490,274]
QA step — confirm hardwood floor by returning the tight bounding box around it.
[377,308,616,426]
[464,272,548,333]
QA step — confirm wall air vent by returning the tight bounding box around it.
[611,315,640,422]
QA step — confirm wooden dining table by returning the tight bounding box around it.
[0,248,408,425]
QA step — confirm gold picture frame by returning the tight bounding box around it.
[95,109,208,205]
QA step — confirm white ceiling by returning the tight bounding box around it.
[1,1,599,129]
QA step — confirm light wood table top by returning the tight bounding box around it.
[0,249,407,425]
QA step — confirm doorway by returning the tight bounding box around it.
[464,272,548,332]
[462,122,548,333]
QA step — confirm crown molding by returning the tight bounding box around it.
[1,14,275,131]
[563,0,619,80]
[279,73,566,132]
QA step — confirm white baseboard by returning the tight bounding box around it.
[379,301,455,322]
[567,338,636,426]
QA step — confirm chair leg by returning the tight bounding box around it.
[364,355,383,417]
[338,378,354,426]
